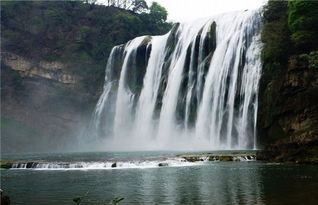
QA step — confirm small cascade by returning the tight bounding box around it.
[90,9,263,150]
[6,154,256,170]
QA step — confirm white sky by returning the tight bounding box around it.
[146,0,267,22]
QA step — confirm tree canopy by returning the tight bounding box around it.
[288,0,318,53]
[149,2,168,23]
[104,0,148,13]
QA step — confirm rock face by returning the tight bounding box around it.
[2,52,77,84]
[1,52,95,153]
[177,153,256,162]
[258,54,318,163]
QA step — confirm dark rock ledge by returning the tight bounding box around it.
[256,138,318,164]
[177,153,256,162]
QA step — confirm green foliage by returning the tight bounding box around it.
[1,1,172,93]
[149,2,168,23]
[261,0,318,78]
[259,0,293,143]
[138,2,172,35]
[262,0,318,73]
[288,0,318,53]
[298,51,318,70]
[261,0,291,79]
[260,0,318,145]
[0,162,12,169]
[308,51,318,70]
[77,26,91,43]
[263,0,287,22]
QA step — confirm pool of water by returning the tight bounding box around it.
[1,151,318,204]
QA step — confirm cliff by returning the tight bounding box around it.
[258,53,318,163]
[0,1,171,153]
[257,0,318,163]
[2,52,77,84]
[1,53,94,153]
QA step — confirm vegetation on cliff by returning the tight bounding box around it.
[0,0,172,153]
[288,0,318,53]
[1,0,172,93]
[259,0,318,163]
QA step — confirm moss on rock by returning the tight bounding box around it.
[0,162,12,169]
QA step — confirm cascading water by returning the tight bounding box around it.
[90,9,262,151]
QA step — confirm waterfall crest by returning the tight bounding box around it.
[91,10,262,150]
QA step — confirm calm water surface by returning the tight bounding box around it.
[1,152,318,205]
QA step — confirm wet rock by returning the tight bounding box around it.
[0,162,12,169]
[258,53,318,162]
[178,153,256,162]
[183,157,203,162]
[208,156,216,161]
[158,163,168,167]
[219,156,233,162]
[256,138,318,164]
[26,162,35,168]
[111,163,117,168]
[208,156,233,161]
[126,36,152,95]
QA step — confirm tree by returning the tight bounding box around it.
[149,2,168,23]
[288,0,318,53]
[105,0,148,13]
[132,0,148,13]
[83,0,97,4]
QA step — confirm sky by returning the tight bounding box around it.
[146,0,267,22]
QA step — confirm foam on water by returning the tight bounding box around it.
[7,155,256,171]
[9,158,201,170]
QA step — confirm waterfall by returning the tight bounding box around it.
[91,9,262,150]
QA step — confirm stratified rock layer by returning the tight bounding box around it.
[258,54,318,163]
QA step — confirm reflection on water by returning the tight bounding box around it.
[2,163,256,204]
[198,165,263,205]
[1,160,318,204]
[133,164,264,204]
